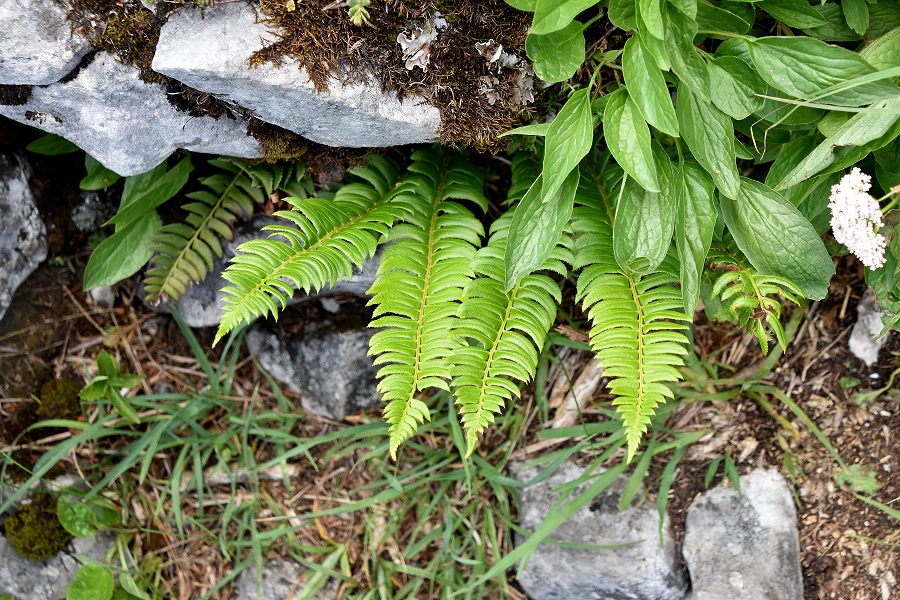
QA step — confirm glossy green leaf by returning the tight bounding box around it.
[107,157,193,227]
[638,0,665,40]
[83,211,160,289]
[667,0,696,21]
[604,88,659,193]
[868,3,900,39]
[748,37,899,107]
[79,378,108,401]
[676,83,741,199]
[800,4,860,42]
[608,0,636,30]
[108,386,140,425]
[757,0,827,28]
[665,5,710,97]
[96,350,118,378]
[841,0,868,36]
[675,162,716,315]
[80,155,121,191]
[720,179,834,300]
[505,169,578,288]
[542,88,593,201]
[67,565,114,600]
[532,0,600,34]
[860,26,900,72]
[504,0,535,10]
[526,21,586,83]
[623,34,678,136]
[26,133,79,155]
[708,59,762,121]
[57,496,98,538]
[498,122,551,137]
[613,145,675,273]
[696,1,753,35]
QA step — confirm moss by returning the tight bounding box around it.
[0,84,32,106]
[246,119,308,163]
[2,494,72,561]
[35,378,83,421]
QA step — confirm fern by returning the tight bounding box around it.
[213,155,408,345]
[706,239,802,354]
[144,159,312,303]
[368,148,487,458]
[573,167,691,462]
[453,210,572,455]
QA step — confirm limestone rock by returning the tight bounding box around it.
[683,469,803,600]
[246,317,380,420]
[848,288,892,367]
[0,0,91,85]
[511,461,689,600]
[0,154,46,324]
[152,2,441,148]
[0,53,261,176]
[233,559,337,600]
[151,218,382,329]
[0,533,116,600]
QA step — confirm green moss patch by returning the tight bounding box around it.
[2,493,72,561]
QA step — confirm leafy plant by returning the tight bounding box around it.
[79,350,145,425]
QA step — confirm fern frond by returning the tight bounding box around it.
[214,155,408,345]
[573,169,690,462]
[707,239,802,354]
[453,210,572,455]
[144,158,309,304]
[368,148,487,458]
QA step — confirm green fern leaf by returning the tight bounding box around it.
[453,210,572,455]
[368,148,487,458]
[214,155,408,345]
[574,167,691,462]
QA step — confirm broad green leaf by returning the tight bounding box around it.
[499,122,551,137]
[78,378,108,401]
[696,1,753,35]
[868,2,900,39]
[83,211,161,289]
[96,350,119,378]
[817,112,851,138]
[757,0,827,29]
[532,0,600,35]
[613,144,675,273]
[665,5,710,97]
[675,162,716,315]
[800,4,861,42]
[604,89,659,193]
[676,83,741,199]
[26,133,79,155]
[80,155,121,191]
[841,0,868,36]
[67,565,114,600]
[57,496,99,538]
[526,21,586,83]
[778,96,900,189]
[748,37,899,107]
[720,178,834,299]
[708,60,762,120]
[608,0,636,30]
[505,169,578,289]
[504,0,535,11]
[542,89,593,201]
[667,0,696,21]
[860,27,900,72]
[640,25,671,71]
[638,0,665,40]
[107,157,193,227]
[108,387,140,425]
[623,34,678,136]
[765,135,818,189]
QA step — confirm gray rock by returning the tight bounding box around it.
[153,218,382,328]
[683,469,803,600]
[511,461,688,600]
[234,559,337,600]
[152,2,441,148]
[0,154,47,324]
[0,533,115,600]
[0,0,91,85]
[246,318,380,420]
[848,288,892,367]
[0,53,261,176]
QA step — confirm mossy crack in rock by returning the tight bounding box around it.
[0,54,261,176]
[152,2,441,148]
[0,0,91,85]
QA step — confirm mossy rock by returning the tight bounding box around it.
[2,494,72,561]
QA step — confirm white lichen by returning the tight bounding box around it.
[397,13,448,72]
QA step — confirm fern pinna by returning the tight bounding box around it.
[453,211,572,455]
[573,167,691,461]
[213,156,408,345]
[144,159,312,303]
[367,148,487,457]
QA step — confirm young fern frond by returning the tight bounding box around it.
[707,239,802,354]
[213,155,408,345]
[368,148,487,458]
[144,159,313,304]
[453,211,572,455]
[573,169,690,462]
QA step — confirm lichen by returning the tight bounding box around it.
[2,493,72,561]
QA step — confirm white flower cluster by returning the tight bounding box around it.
[828,167,887,269]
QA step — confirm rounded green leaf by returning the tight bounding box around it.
[525,22,586,83]
[57,496,99,538]
[67,565,114,600]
